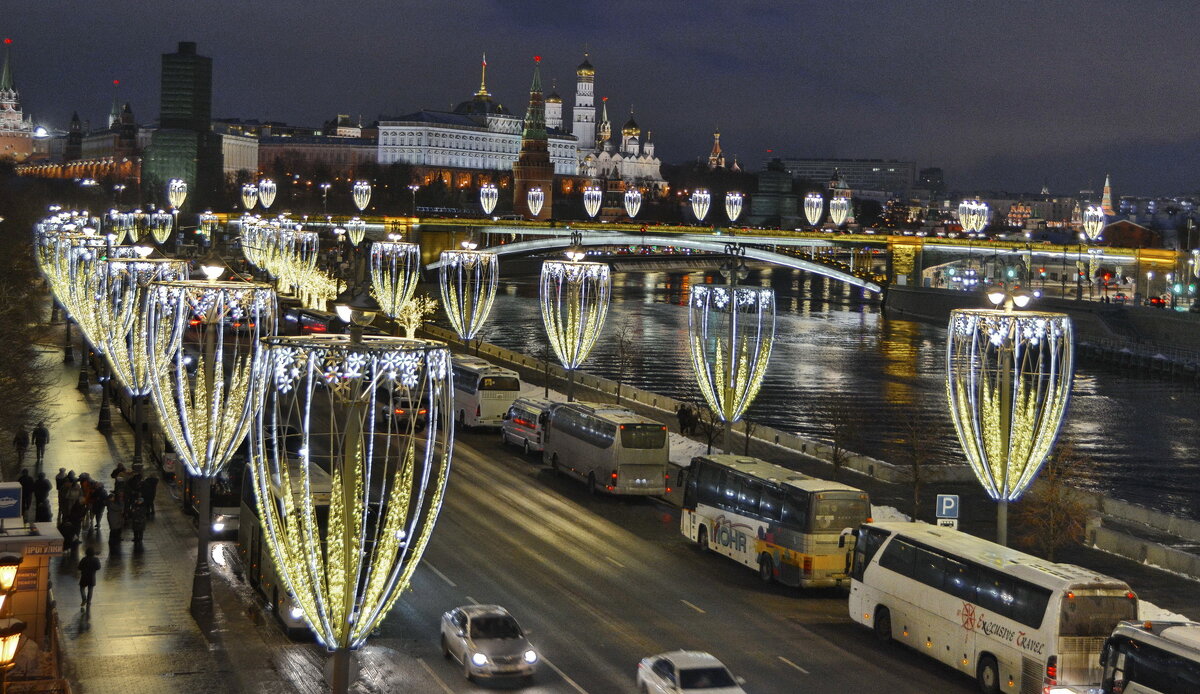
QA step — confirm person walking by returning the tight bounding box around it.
[12,428,29,469]
[33,472,52,523]
[55,467,67,492]
[90,486,108,532]
[17,469,33,520]
[127,496,148,546]
[140,476,158,518]
[106,493,124,543]
[77,547,101,610]
[59,478,81,524]
[31,422,49,465]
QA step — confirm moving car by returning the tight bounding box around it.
[440,605,538,682]
[637,651,746,693]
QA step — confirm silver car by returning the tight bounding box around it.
[637,650,746,693]
[440,604,539,682]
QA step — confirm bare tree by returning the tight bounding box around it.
[742,419,758,456]
[898,417,942,520]
[612,324,638,405]
[1013,439,1093,561]
[692,404,725,454]
[531,344,556,399]
[824,398,861,481]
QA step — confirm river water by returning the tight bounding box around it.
[437,267,1200,520]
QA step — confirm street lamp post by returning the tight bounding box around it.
[320,182,331,216]
[0,618,26,694]
[408,184,420,216]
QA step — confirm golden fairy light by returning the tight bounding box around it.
[540,257,610,400]
[254,335,454,691]
[438,247,498,341]
[370,241,422,318]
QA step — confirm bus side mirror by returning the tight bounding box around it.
[503,412,510,420]
[838,527,854,548]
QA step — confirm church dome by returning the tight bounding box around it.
[622,116,640,137]
[546,91,563,103]
[577,55,594,76]
[453,94,509,116]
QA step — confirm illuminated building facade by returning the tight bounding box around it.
[0,39,35,162]
[771,157,916,194]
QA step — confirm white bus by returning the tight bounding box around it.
[1099,620,1200,694]
[543,402,669,496]
[680,455,870,588]
[848,522,1138,694]
[451,356,521,429]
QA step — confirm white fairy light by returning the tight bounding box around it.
[539,258,611,400]
[439,249,498,341]
[370,241,422,318]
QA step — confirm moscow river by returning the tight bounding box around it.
[440,267,1200,520]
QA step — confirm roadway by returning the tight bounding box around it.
[368,428,976,693]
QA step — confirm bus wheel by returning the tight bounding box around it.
[456,410,465,428]
[588,473,598,495]
[440,635,450,660]
[523,439,530,455]
[697,525,709,552]
[550,454,560,473]
[758,554,774,583]
[975,655,1000,694]
[873,606,892,644]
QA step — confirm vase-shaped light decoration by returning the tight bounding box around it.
[259,179,277,210]
[439,250,498,342]
[527,187,544,218]
[353,180,372,212]
[687,285,775,429]
[480,183,499,215]
[804,193,823,227]
[957,199,989,234]
[253,335,453,678]
[725,192,744,223]
[100,259,190,397]
[275,227,321,295]
[370,241,422,318]
[346,217,367,247]
[1082,205,1105,242]
[60,235,111,352]
[690,189,711,222]
[242,183,259,210]
[624,188,642,219]
[167,179,188,210]
[583,186,602,219]
[539,259,610,371]
[149,210,174,244]
[946,308,1074,504]
[830,196,851,227]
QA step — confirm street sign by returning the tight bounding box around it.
[0,483,20,520]
[936,494,960,519]
[937,518,959,530]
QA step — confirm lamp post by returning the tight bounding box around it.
[804,193,823,228]
[408,184,420,216]
[320,183,332,216]
[946,288,1073,546]
[480,183,498,216]
[690,189,711,224]
[540,242,610,402]
[725,192,744,225]
[439,242,498,346]
[0,618,25,694]
[624,188,642,219]
[146,277,276,624]
[254,334,453,694]
[583,186,603,219]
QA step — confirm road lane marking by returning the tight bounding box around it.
[425,561,457,588]
[465,595,479,605]
[541,655,590,694]
[680,600,706,614]
[604,556,625,568]
[416,657,456,694]
[777,655,810,674]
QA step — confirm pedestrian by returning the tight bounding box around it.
[33,472,52,523]
[12,428,29,469]
[106,494,124,542]
[140,476,158,518]
[55,467,67,492]
[676,404,689,434]
[17,469,33,520]
[110,462,126,484]
[60,479,81,524]
[90,486,108,532]
[31,422,49,465]
[77,547,101,610]
[127,496,148,545]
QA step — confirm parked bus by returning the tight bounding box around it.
[680,455,870,588]
[182,455,247,539]
[451,356,521,428]
[849,521,1138,694]
[1099,620,1200,694]
[542,402,669,496]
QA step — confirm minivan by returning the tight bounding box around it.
[500,397,553,454]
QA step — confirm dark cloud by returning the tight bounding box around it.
[6,0,1200,195]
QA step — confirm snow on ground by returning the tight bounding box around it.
[1138,599,1193,622]
[871,505,913,522]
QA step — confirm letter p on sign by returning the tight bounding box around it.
[936,494,959,520]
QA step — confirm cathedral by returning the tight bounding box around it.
[0,39,35,162]
[570,55,666,189]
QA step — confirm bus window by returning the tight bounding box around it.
[943,557,977,602]
[878,538,917,577]
[479,376,520,390]
[976,569,1016,616]
[811,494,869,532]
[1059,594,1137,637]
[759,488,783,522]
[739,482,762,517]
[619,424,666,449]
[912,546,947,589]
[696,463,722,507]
[720,473,739,509]
[1010,582,1051,629]
[851,526,889,581]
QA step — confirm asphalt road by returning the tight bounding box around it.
[365,429,976,694]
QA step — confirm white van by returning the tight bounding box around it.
[501,397,554,454]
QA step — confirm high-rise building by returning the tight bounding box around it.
[769,157,916,194]
[571,54,595,158]
[0,39,35,162]
[143,41,221,208]
[513,59,554,220]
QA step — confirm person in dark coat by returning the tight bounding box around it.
[33,472,52,523]
[127,496,148,545]
[55,468,67,491]
[106,493,124,542]
[77,547,101,609]
[17,469,33,519]
[90,486,108,532]
[12,428,29,468]
[31,422,49,464]
[140,476,158,518]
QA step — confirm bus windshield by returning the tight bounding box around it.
[811,493,870,533]
[479,376,520,391]
[1060,593,1137,637]
[620,424,666,449]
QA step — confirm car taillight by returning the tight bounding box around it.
[475,404,480,416]
[803,556,813,576]
[394,409,406,415]
[1045,655,1057,684]
[611,471,618,481]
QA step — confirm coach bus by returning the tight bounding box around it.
[451,356,521,428]
[543,402,668,496]
[849,521,1138,694]
[1099,620,1200,694]
[680,455,869,588]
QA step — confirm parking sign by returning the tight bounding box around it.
[936,494,959,519]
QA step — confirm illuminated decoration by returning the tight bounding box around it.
[296,266,345,312]
[527,187,544,218]
[370,241,422,318]
[480,183,499,215]
[804,193,824,227]
[688,283,775,450]
[1082,205,1105,242]
[539,254,610,400]
[957,199,990,234]
[275,227,321,295]
[725,192,744,223]
[353,180,372,212]
[259,179,277,210]
[946,302,1073,546]
[198,211,219,238]
[0,617,26,682]
[346,217,367,247]
[167,178,188,210]
[254,335,453,690]
[624,188,642,218]
[145,209,173,244]
[830,195,851,227]
[583,186,603,219]
[690,189,711,222]
[439,247,498,341]
[60,235,111,353]
[146,279,276,617]
[242,183,259,210]
[1193,251,1200,279]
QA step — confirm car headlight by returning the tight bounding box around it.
[211,521,225,532]
[523,649,538,664]
[471,652,488,666]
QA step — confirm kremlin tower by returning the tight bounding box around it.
[1101,173,1115,217]
[0,38,35,162]
[513,57,554,221]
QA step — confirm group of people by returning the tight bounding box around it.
[11,422,50,467]
[676,403,700,435]
[45,464,157,550]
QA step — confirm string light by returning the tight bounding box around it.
[688,285,775,428]
[370,241,421,318]
[539,259,610,391]
[439,249,498,341]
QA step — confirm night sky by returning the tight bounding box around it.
[7,0,1200,196]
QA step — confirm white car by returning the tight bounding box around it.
[440,604,538,682]
[637,650,746,693]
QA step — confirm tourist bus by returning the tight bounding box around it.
[451,355,521,428]
[1098,620,1200,694]
[680,455,870,589]
[848,521,1138,694]
[542,402,669,496]
[238,458,332,639]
